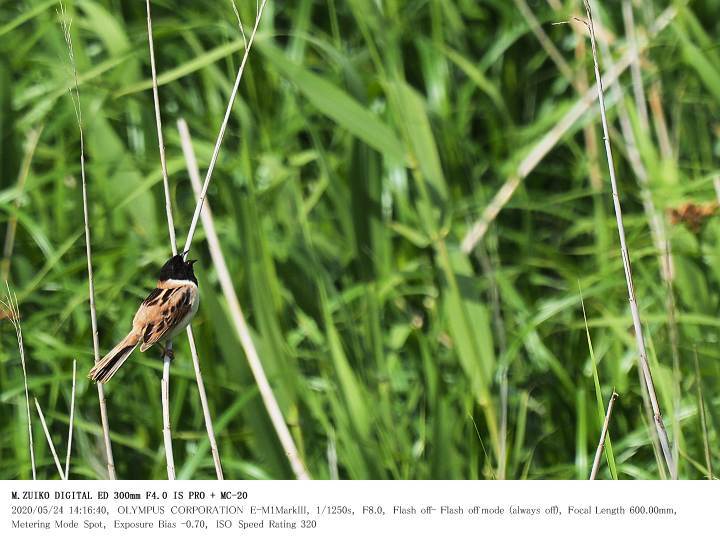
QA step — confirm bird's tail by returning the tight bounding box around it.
[88,332,140,384]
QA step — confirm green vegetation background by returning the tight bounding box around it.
[0,0,718,480]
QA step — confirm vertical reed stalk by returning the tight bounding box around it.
[59,4,116,479]
[146,0,226,480]
[177,0,270,477]
[146,0,177,480]
[161,360,175,479]
[178,118,310,480]
[185,326,223,479]
[583,0,674,477]
[595,4,682,477]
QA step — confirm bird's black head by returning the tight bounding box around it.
[158,254,198,285]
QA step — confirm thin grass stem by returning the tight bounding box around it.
[594,5,682,478]
[65,359,76,479]
[170,0,267,479]
[580,284,618,479]
[583,0,674,478]
[230,0,248,52]
[146,0,177,255]
[2,286,35,479]
[34,398,66,480]
[146,0,177,479]
[186,325,224,479]
[58,2,116,480]
[182,0,268,255]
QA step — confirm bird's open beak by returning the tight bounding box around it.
[188,259,198,265]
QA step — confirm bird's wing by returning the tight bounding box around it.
[132,285,196,350]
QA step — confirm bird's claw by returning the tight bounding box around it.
[160,344,174,361]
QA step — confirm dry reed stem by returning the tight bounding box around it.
[34,398,65,480]
[146,0,178,480]
[544,0,612,197]
[2,286,35,479]
[174,0,268,478]
[178,118,310,480]
[161,360,175,480]
[2,126,43,282]
[146,0,278,484]
[65,359,76,479]
[146,0,227,481]
[641,410,668,479]
[594,1,681,478]
[461,4,677,253]
[612,86,668,277]
[59,3,116,480]
[583,0,674,478]
[183,0,268,255]
[95,384,115,478]
[146,0,178,255]
[185,325,224,479]
[545,0,615,43]
[589,390,618,480]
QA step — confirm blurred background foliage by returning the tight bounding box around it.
[0,0,718,480]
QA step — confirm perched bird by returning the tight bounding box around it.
[88,254,199,383]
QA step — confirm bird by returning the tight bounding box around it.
[88,253,200,383]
